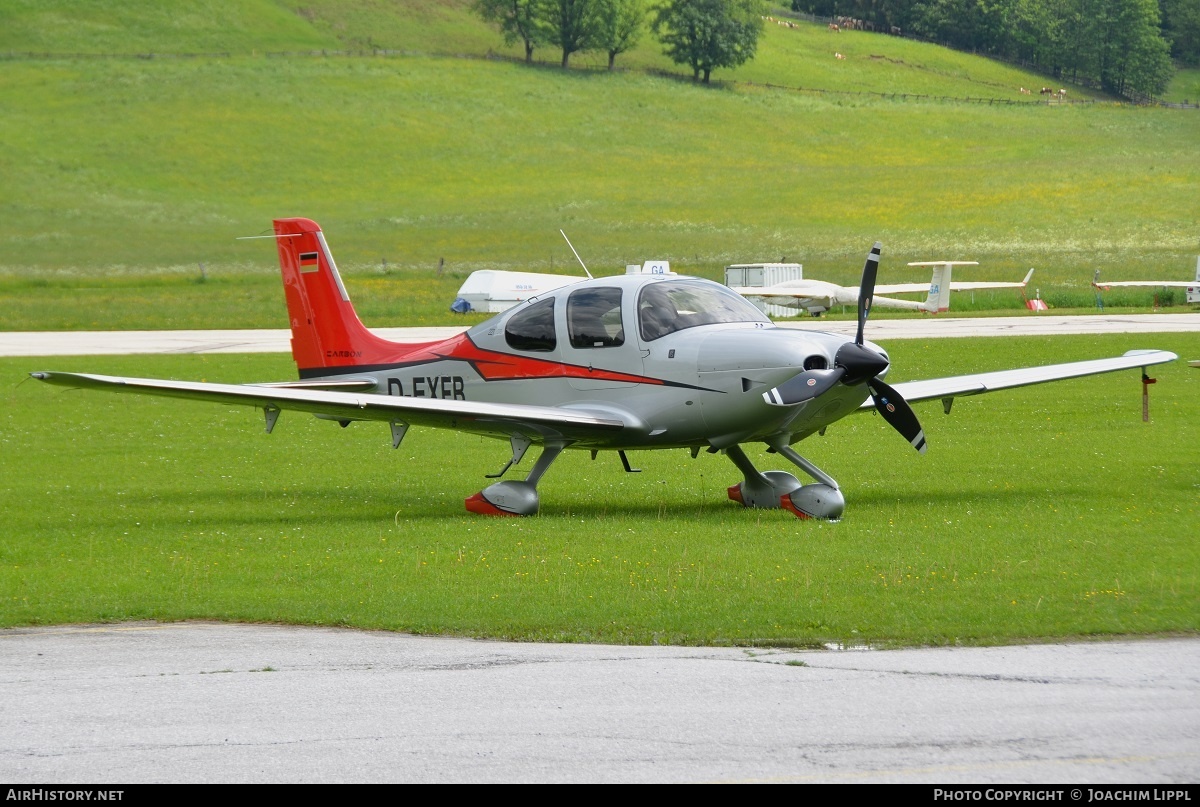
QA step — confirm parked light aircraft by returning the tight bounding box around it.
[1093,259,1200,303]
[731,261,1034,316]
[31,218,1176,519]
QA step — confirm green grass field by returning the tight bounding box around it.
[1,2,1196,648]
[4,334,1197,646]
[0,1,1197,333]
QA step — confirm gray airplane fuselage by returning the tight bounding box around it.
[328,273,882,451]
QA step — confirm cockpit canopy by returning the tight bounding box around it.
[637,278,769,341]
[499,277,770,353]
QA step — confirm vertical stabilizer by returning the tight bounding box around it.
[273,218,411,375]
[923,263,952,313]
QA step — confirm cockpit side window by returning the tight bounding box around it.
[638,279,769,341]
[567,287,624,349]
[504,297,557,352]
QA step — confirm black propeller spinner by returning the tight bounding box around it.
[764,242,927,453]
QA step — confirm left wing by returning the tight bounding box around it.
[731,288,835,308]
[858,349,1178,409]
[30,371,631,441]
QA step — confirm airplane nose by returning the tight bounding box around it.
[835,341,889,385]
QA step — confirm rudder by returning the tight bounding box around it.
[273,217,405,375]
[922,263,952,313]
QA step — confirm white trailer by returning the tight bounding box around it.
[451,270,583,313]
[725,263,804,317]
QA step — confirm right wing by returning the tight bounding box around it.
[1093,280,1195,289]
[877,269,1034,294]
[860,349,1178,408]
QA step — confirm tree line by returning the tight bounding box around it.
[793,0,1190,97]
[474,0,766,82]
[476,0,1188,97]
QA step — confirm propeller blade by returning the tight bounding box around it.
[856,242,882,345]
[763,368,845,406]
[868,378,926,453]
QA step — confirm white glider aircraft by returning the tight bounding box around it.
[31,218,1176,519]
[731,261,1033,316]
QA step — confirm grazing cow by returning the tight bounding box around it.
[835,52,845,59]
[829,23,840,32]
[1040,87,1054,95]
[1020,87,1031,95]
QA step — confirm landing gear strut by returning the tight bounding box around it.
[725,443,845,520]
[465,441,568,516]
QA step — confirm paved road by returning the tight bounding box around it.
[1,622,1197,784]
[2,313,1198,356]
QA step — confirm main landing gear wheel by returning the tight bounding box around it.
[464,442,566,517]
[465,480,539,516]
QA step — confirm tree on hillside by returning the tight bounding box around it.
[1091,0,1174,95]
[652,0,766,83]
[543,0,601,67]
[595,0,647,69]
[1009,0,1069,68]
[908,0,1009,52]
[475,0,550,62]
[1160,0,1200,65]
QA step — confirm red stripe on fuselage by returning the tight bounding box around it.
[302,332,666,386]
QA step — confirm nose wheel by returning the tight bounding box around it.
[724,444,845,520]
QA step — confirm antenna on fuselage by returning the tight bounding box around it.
[559,230,593,279]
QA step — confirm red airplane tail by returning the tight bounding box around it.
[273,217,414,375]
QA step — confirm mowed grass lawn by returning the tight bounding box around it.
[1,52,1196,286]
[3,333,1196,646]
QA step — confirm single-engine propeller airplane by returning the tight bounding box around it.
[31,218,1177,519]
[730,261,1034,316]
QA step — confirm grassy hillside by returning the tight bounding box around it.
[0,1,1196,329]
[1163,66,1200,104]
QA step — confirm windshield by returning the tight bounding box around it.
[637,279,769,341]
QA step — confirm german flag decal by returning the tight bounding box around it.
[299,251,320,273]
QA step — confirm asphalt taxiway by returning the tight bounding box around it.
[3,313,1199,356]
[1,622,1197,784]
